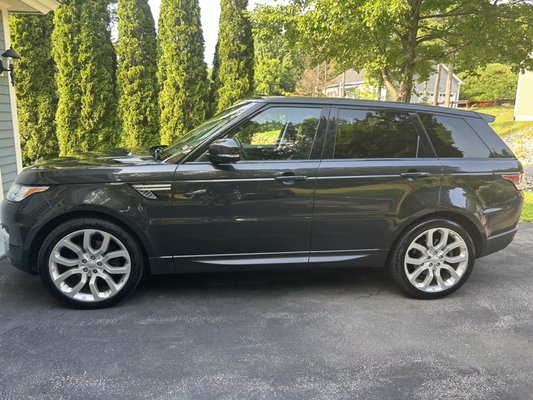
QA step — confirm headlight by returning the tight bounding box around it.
[6,183,49,202]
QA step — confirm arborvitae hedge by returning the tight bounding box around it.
[117,0,159,148]
[53,0,118,155]
[158,0,209,145]
[212,0,254,113]
[10,13,59,165]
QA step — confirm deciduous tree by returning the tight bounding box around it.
[460,63,518,101]
[282,0,533,103]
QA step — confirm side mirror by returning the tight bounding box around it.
[149,145,168,160]
[208,138,241,164]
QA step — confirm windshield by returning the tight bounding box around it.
[161,102,255,163]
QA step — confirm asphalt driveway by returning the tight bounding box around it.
[1,225,533,400]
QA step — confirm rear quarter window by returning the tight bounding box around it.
[465,117,515,158]
[419,113,492,158]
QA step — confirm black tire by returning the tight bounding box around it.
[389,219,476,299]
[38,218,144,309]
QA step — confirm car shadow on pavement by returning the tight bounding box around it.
[131,267,398,303]
[0,259,401,310]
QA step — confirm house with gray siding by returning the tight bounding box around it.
[324,66,463,107]
[0,0,59,255]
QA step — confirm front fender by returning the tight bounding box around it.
[34,183,173,259]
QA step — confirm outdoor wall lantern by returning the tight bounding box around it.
[0,47,21,87]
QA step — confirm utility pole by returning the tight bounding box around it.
[444,63,455,108]
[433,64,441,106]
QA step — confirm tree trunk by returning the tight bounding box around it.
[444,63,455,108]
[398,77,414,103]
[315,63,320,96]
[381,68,400,101]
[433,64,442,106]
[396,1,421,103]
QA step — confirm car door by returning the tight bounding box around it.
[171,104,330,271]
[310,107,442,268]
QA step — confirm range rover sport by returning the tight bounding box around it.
[1,98,525,308]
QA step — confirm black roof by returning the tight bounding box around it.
[252,97,495,123]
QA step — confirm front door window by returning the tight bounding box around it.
[227,107,323,161]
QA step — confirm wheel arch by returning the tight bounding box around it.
[27,208,153,274]
[391,211,485,261]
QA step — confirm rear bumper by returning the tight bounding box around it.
[479,226,518,258]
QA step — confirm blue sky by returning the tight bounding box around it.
[147,0,275,66]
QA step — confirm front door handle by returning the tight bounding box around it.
[275,175,308,185]
[400,172,432,179]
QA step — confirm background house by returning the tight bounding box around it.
[0,0,59,256]
[515,69,533,121]
[324,66,463,107]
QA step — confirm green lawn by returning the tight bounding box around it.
[471,105,533,166]
[474,105,533,138]
[520,192,533,223]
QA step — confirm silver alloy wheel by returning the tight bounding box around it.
[48,229,131,302]
[404,227,469,293]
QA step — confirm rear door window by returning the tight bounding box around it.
[419,113,492,158]
[331,109,432,159]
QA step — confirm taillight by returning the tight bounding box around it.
[501,173,526,191]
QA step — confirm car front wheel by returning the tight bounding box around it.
[389,219,476,299]
[39,218,144,309]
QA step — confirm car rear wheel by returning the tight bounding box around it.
[389,219,476,299]
[39,218,144,309]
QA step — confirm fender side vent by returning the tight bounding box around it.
[132,184,171,200]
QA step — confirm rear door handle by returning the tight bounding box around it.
[400,172,431,179]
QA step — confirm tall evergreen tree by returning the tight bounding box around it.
[117,0,159,148]
[10,14,59,165]
[212,0,254,113]
[252,4,303,96]
[208,42,220,117]
[53,0,118,155]
[158,0,209,145]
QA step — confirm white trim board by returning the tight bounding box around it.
[0,0,58,14]
[1,7,22,173]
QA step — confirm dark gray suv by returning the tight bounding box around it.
[1,98,525,308]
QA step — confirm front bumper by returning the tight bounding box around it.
[1,194,52,275]
[1,224,9,253]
